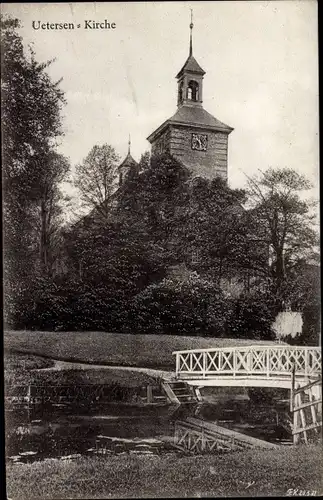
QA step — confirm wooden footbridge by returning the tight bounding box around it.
[172,345,321,389]
[164,344,322,444]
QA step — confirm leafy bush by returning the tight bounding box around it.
[130,272,229,336]
[5,277,130,332]
[6,270,279,341]
[225,290,277,340]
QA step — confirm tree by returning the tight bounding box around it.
[74,144,120,218]
[176,177,249,280]
[38,152,70,275]
[2,16,65,201]
[138,151,151,172]
[1,15,67,326]
[246,168,318,306]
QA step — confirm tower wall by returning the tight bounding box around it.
[151,126,228,181]
[151,129,171,155]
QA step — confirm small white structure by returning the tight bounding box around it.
[272,311,303,341]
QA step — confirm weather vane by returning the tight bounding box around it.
[189,9,194,56]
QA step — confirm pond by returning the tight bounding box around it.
[5,394,293,465]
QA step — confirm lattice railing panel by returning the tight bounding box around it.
[251,350,266,372]
[174,346,321,380]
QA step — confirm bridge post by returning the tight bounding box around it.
[201,427,205,452]
[26,384,31,405]
[175,354,179,378]
[147,385,153,404]
[266,349,270,378]
[203,352,206,378]
[290,366,295,412]
[247,350,252,373]
[305,349,309,377]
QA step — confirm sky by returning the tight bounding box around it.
[2,1,319,199]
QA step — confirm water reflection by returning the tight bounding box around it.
[6,398,292,465]
[174,419,243,454]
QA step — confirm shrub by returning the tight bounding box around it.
[5,277,130,332]
[225,290,277,340]
[130,272,229,336]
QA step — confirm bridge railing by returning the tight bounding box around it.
[173,345,321,380]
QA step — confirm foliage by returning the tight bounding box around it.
[246,168,318,306]
[138,150,151,172]
[175,176,268,281]
[225,290,278,340]
[5,273,279,337]
[284,303,320,347]
[1,16,65,191]
[6,276,128,332]
[74,144,120,218]
[1,15,68,326]
[130,271,229,335]
[38,152,70,275]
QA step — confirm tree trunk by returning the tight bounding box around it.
[273,247,287,307]
[40,199,49,275]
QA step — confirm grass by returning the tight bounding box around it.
[4,352,158,405]
[4,330,283,370]
[5,352,54,372]
[5,365,157,388]
[6,445,322,499]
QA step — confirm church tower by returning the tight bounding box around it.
[118,136,139,186]
[147,13,233,181]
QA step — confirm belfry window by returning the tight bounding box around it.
[187,80,199,101]
[178,82,183,104]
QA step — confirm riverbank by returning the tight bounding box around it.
[6,445,322,498]
[5,351,164,404]
[4,330,284,370]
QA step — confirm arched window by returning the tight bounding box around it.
[178,82,183,103]
[187,80,199,101]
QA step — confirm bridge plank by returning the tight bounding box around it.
[292,422,323,435]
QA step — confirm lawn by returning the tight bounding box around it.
[4,351,158,401]
[6,445,322,499]
[4,331,283,370]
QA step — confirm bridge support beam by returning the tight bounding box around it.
[184,378,294,389]
[193,386,204,402]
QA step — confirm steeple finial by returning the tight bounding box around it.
[128,134,131,154]
[189,9,193,56]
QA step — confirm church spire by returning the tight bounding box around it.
[176,10,205,107]
[118,135,138,186]
[189,9,193,56]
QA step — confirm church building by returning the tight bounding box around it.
[147,16,233,181]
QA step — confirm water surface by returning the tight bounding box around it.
[6,394,292,464]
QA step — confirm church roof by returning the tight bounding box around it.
[147,105,233,143]
[169,106,232,130]
[118,152,138,170]
[176,55,205,78]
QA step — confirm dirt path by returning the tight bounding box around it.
[38,359,174,380]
